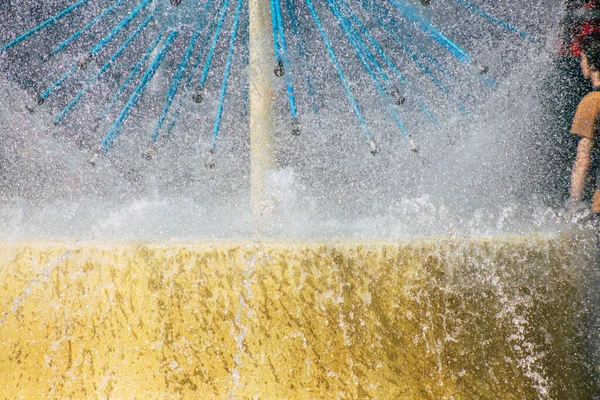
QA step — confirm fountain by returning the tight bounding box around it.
[0,0,599,398]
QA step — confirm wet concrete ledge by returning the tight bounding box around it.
[0,234,598,399]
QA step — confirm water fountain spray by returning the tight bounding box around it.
[0,0,542,212]
[2,3,599,398]
[1,0,537,156]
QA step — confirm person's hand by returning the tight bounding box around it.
[562,198,593,225]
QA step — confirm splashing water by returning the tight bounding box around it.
[0,0,578,240]
[0,1,568,237]
[3,4,600,399]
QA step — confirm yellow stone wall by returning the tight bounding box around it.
[0,235,598,399]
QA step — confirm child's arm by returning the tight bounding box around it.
[570,136,594,203]
[570,92,598,205]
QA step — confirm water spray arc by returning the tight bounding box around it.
[1,0,91,52]
[1,0,539,160]
[362,0,470,114]
[165,0,220,137]
[54,12,156,125]
[305,0,378,154]
[50,0,129,57]
[149,9,207,147]
[284,0,319,116]
[337,0,439,128]
[271,0,300,136]
[98,29,166,123]
[87,0,154,59]
[455,0,537,43]
[193,0,232,105]
[210,0,245,152]
[326,0,413,149]
[102,30,180,152]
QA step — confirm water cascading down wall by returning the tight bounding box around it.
[1,237,599,398]
[1,0,599,398]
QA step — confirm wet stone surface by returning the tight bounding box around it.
[0,235,598,399]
